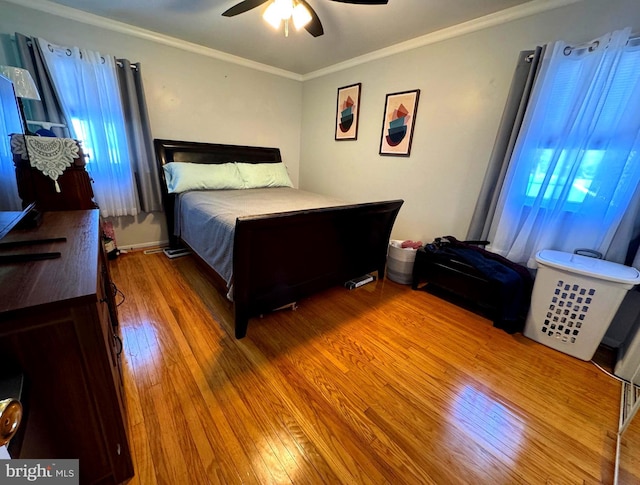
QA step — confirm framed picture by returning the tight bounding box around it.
[335,83,361,141]
[379,89,420,156]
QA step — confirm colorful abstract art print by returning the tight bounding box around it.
[335,83,361,141]
[379,89,420,156]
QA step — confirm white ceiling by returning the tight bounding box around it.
[27,0,551,75]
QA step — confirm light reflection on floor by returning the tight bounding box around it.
[122,320,162,372]
[451,385,524,467]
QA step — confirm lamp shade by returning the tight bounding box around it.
[0,66,40,100]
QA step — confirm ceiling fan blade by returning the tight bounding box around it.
[222,0,269,17]
[330,0,388,4]
[299,0,324,37]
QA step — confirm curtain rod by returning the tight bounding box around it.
[10,35,139,70]
[116,61,139,71]
[564,32,640,55]
[564,39,599,55]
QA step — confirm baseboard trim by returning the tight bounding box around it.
[119,240,169,251]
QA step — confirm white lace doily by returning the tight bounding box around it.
[10,134,79,193]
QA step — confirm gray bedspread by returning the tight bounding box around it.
[177,187,348,288]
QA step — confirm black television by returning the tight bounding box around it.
[0,73,24,211]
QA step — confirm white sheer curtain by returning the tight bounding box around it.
[489,28,640,267]
[38,38,139,217]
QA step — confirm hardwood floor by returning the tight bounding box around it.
[110,251,640,484]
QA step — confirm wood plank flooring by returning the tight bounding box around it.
[109,251,640,484]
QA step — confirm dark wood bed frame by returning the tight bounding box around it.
[154,139,403,339]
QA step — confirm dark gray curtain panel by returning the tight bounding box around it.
[116,59,162,213]
[14,33,70,137]
[466,47,543,241]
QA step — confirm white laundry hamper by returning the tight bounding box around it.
[524,250,640,361]
[387,240,417,284]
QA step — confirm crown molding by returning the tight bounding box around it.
[6,0,583,82]
[3,0,304,81]
[302,0,584,81]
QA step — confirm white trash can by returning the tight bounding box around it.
[387,240,418,285]
[524,250,640,360]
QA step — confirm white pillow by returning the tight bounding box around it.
[163,162,245,193]
[236,162,293,188]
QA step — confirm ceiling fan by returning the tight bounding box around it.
[222,0,389,38]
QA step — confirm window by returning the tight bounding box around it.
[523,38,640,209]
[525,148,606,206]
[0,75,22,210]
[489,29,640,266]
[40,40,139,217]
[70,117,126,169]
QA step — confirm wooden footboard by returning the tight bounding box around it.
[232,200,403,338]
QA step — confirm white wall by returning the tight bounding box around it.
[299,0,640,243]
[0,0,303,248]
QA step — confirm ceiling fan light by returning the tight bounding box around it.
[273,0,293,19]
[263,2,282,29]
[292,3,312,30]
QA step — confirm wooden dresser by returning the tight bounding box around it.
[0,210,133,484]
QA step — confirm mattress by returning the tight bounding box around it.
[177,187,348,287]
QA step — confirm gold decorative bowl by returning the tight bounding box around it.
[0,398,22,447]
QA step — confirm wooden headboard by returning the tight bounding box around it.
[153,139,283,247]
[154,139,282,167]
